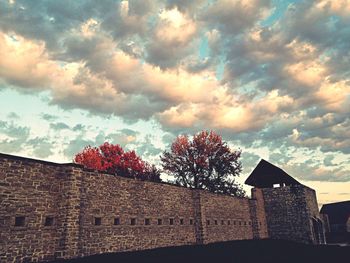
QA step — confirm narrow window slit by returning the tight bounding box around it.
[44,217,54,226]
[15,216,25,227]
[94,217,101,226]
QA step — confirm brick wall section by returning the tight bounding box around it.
[77,169,197,257]
[304,186,321,219]
[261,185,321,244]
[56,167,84,259]
[250,188,268,239]
[191,190,205,244]
[304,187,327,243]
[0,155,76,262]
[199,191,254,243]
[248,199,259,238]
[1,153,272,262]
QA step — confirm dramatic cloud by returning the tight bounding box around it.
[0,0,349,191]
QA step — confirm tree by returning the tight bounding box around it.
[160,130,245,197]
[74,142,161,182]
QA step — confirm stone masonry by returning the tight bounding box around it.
[261,185,325,244]
[0,153,323,262]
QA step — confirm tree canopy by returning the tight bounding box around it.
[74,142,161,182]
[161,130,245,197]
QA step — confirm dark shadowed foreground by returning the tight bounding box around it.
[53,239,350,263]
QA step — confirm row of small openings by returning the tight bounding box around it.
[14,216,54,227]
[206,219,259,226]
[13,216,260,228]
[94,217,194,226]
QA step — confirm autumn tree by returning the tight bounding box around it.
[74,142,161,182]
[161,131,245,197]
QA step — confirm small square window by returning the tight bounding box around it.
[94,217,101,226]
[189,219,193,225]
[239,221,241,226]
[244,221,247,226]
[259,222,262,226]
[15,216,25,227]
[169,218,174,225]
[145,218,150,225]
[44,217,54,226]
[228,220,231,225]
[233,220,236,225]
[114,218,120,225]
[131,218,136,225]
[207,220,210,225]
[221,220,224,225]
[158,219,162,225]
[180,219,184,225]
[214,220,218,225]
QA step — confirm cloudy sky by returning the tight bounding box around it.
[0,0,349,205]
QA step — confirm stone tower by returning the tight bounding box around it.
[245,159,326,244]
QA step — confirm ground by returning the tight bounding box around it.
[54,239,350,263]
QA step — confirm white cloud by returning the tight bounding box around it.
[157,8,197,45]
[0,32,55,89]
[317,0,350,16]
[285,60,327,87]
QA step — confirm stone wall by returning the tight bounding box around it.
[0,153,266,262]
[250,188,269,239]
[304,187,326,243]
[261,185,323,244]
[76,169,197,257]
[199,191,253,243]
[0,154,79,262]
[304,186,321,220]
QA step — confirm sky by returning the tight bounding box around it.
[0,0,349,206]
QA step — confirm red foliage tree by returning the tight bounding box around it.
[161,131,245,197]
[74,142,161,182]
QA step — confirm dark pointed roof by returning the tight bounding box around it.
[245,159,301,188]
[320,201,350,225]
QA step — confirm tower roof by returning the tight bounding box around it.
[245,159,301,188]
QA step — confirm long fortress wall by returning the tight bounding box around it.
[0,153,268,262]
